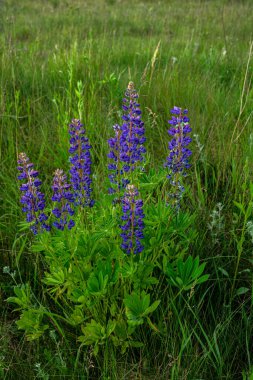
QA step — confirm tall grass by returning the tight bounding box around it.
[0,0,253,378]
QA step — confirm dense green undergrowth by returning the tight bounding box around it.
[0,0,253,379]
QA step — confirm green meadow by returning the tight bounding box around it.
[0,0,253,379]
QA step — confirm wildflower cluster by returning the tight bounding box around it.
[165,106,192,206]
[17,119,95,234]
[17,86,192,254]
[17,153,50,234]
[52,169,75,230]
[69,119,94,207]
[120,184,145,254]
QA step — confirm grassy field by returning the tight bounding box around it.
[0,0,253,379]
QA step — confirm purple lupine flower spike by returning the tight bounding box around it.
[107,82,145,198]
[120,184,145,254]
[69,119,94,208]
[108,124,122,195]
[52,169,75,230]
[165,106,192,207]
[107,124,130,198]
[17,152,50,234]
[120,82,146,173]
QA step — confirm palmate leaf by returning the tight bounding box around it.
[7,284,31,310]
[133,261,158,289]
[43,268,66,286]
[16,308,49,341]
[96,258,120,284]
[112,318,143,353]
[42,267,69,297]
[87,271,109,296]
[7,286,49,340]
[120,260,138,278]
[114,319,128,340]
[79,320,106,345]
[164,256,209,291]
[78,319,116,353]
[124,291,160,326]
[86,258,120,297]
[66,306,85,326]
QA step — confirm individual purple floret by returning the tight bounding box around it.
[120,184,145,254]
[52,169,75,230]
[164,106,192,207]
[17,152,50,234]
[120,82,146,173]
[69,119,94,208]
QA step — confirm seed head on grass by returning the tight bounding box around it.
[69,119,94,208]
[165,106,192,207]
[52,169,75,230]
[120,184,145,254]
[17,152,50,234]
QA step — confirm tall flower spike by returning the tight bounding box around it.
[107,124,129,197]
[108,124,122,195]
[165,106,192,207]
[69,119,94,207]
[17,152,50,234]
[120,184,145,254]
[120,82,146,174]
[52,169,75,230]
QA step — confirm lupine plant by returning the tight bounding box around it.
[120,81,146,174]
[12,87,209,369]
[51,169,75,230]
[69,118,94,207]
[17,152,50,234]
[165,106,192,207]
[120,184,145,254]
[107,124,128,196]
[108,82,146,199]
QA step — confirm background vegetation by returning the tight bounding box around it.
[0,0,252,379]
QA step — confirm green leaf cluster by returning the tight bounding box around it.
[124,291,160,327]
[164,256,209,291]
[7,285,49,340]
[7,176,207,355]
